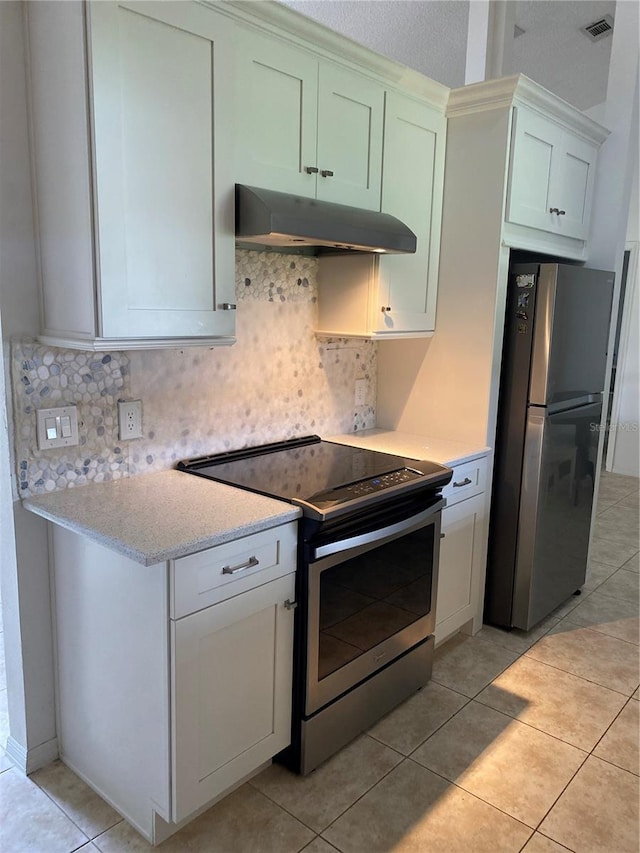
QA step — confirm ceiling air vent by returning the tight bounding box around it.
[581,14,614,42]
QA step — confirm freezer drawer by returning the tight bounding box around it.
[513,402,601,629]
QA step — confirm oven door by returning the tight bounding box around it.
[304,495,444,716]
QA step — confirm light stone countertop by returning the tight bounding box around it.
[326,429,490,467]
[23,469,301,567]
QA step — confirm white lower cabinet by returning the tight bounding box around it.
[435,457,489,644]
[51,521,297,844]
[171,573,295,822]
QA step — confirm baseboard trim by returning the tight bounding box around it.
[5,735,59,774]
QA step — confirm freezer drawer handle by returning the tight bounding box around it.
[221,556,259,575]
[453,477,472,488]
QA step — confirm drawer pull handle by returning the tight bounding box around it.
[453,477,472,488]
[222,556,259,575]
[284,599,298,610]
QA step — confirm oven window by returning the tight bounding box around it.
[317,525,434,680]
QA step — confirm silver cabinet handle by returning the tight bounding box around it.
[304,166,319,174]
[284,599,298,610]
[453,477,472,488]
[320,169,334,177]
[549,208,566,216]
[221,303,236,311]
[222,556,259,575]
[381,306,391,313]
[558,210,566,215]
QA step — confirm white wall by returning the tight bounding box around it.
[586,0,639,477]
[0,0,58,771]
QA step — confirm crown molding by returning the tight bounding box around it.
[447,74,609,143]
[201,0,450,110]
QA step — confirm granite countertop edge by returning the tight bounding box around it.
[22,470,301,567]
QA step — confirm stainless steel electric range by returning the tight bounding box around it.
[179,435,452,774]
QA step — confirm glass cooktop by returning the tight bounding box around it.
[178,435,451,515]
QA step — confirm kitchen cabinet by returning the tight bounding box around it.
[315,91,446,338]
[234,26,384,210]
[50,520,297,844]
[506,106,599,241]
[26,1,236,350]
[442,75,608,261]
[435,456,489,644]
[170,530,296,822]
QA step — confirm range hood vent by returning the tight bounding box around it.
[235,184,417,255]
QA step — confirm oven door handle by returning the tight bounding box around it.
[312,497,445,560]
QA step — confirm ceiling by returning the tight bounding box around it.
[280,0,615,109]
[512,1,615,109]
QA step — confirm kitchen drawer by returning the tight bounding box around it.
[442,457,488,507]
[171,522,297,619]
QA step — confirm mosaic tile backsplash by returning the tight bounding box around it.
[12,250,377,496]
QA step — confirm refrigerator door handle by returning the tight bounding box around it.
[547,393,602,415]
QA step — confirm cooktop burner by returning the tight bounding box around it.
[178,435,452,520]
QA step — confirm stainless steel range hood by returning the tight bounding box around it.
[235,184,417,254]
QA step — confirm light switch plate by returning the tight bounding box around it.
[36,406,79,450]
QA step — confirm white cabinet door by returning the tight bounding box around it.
[555,132,599,240]
[234,29,383,210]
[88,1,235,340]
[375,92,446,334]
[233,28,319,197]
[436,493,485,641]
[316,64,384,210]
[171,573,295,822]
[506,107,598,242]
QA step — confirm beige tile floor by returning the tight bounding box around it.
[1,471,638,852]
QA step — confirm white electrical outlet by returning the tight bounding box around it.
[118,400,143,440]
[354,378,366,406]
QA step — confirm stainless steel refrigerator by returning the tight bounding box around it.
[485,261,614,630]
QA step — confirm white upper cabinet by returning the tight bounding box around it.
[375,92,446,334]
[506,106,598,241]
[316,90,446,338]
[234,27,384,210]
[27,1,236,350]
[447,75,608,260]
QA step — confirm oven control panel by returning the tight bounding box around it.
[341,468,423,498]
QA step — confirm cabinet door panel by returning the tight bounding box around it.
[172,574,295,821]
[437,494,484,628]
[555,136,597,240]
[376,92,445,333]
[234,29,318,197]
[89,2,235,339]
[506,107,558,233]
[316,64,384,210]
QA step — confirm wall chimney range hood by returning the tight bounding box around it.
[235,184,417,255]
